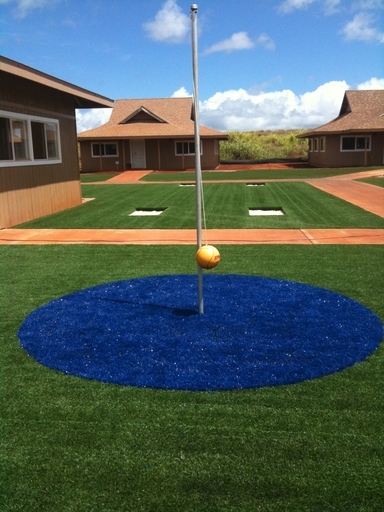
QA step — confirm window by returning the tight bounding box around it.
[341,136,371,152]
[92,143,118,157]
[12,119,29,160]
[313,138,319,152]
[308,138,313,152]
[175,140,203,156]
[0,110,61,167]
[320,137,326,152]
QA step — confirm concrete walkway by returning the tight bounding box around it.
[1,228,383,245]
[1,168,383,245]
[307,178,384,217]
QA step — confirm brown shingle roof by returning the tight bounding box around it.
[78,97,227,139]
[297,90,384,138]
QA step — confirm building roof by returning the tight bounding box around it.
[0,56,114,109]
[297,90,384,138]
[77,97,227,139]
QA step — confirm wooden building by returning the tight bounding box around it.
[78,98,227,172]
[0,56,114,228]
[297,90,384,167]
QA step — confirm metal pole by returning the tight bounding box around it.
[191,4,204,314]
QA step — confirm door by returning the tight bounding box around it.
[130,139,146,169]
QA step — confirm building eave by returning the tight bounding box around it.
[0,55,114,109]
[297,127,384,138]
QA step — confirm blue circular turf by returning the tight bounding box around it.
[18,275,383,391]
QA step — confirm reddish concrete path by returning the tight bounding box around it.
[106,170,152,183]
[307,178,384,218]
[1,228,383,245]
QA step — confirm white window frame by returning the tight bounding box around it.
[309,139,313,152]
[0,110,61,167]
[91,142,119,158]
[175,140,203,156]
[320,137,326,152]
[313,138,319,152]
[340,135,371,152]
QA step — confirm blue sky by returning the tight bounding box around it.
[1,0,383,132]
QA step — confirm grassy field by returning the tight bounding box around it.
[80,172,119,183]
[1,244,383,511]
[219,130,309,160]
[17,182,384,230]
[359,177,384,188]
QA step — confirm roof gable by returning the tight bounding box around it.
[109,97,193,125]
[338,93,351,116]
[120,106,166,124]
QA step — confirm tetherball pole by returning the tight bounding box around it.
[191,4,204,314]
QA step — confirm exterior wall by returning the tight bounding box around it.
[200,139,220,170]
[0,72,82,228]
[79,137,221,171]
[308,133,384,167]
[79,140,127,172]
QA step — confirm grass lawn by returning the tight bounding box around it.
[141,166,383,182]
[359,177,384,188]
[17,182,384,229]
[1,244,383,511]
[80,173,119,183]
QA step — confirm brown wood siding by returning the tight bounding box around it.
[0,73,82,228]
[123,140,131,169]
[145,139,159,169]
[79,141,126,172]
[309,133,384,167]
[201,139,220,170]
[1,72,74,117]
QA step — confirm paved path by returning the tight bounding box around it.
[1,228,383,245]
[307,178,384,217]
[1,168,383,245]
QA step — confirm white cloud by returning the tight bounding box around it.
[324,0,342,14]
[200,81,350,131]
[278,0,343,15]
[256,33,276,50]
[0,0,59,18]
[278,0,317,13]
[357,77,384,88]
[171,87,192,97]
[143,0,189,44]
[353,0,384,9]
[76,108,112,134]
[342,12,384,42]
[203,32,255,55]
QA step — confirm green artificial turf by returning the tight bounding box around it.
[141,167,383,182]
[1,244,384,511]
[17,182,384,229]
[80,173,119,183]
[358,177,384,188]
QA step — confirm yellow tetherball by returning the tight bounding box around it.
[196,245,220,269]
